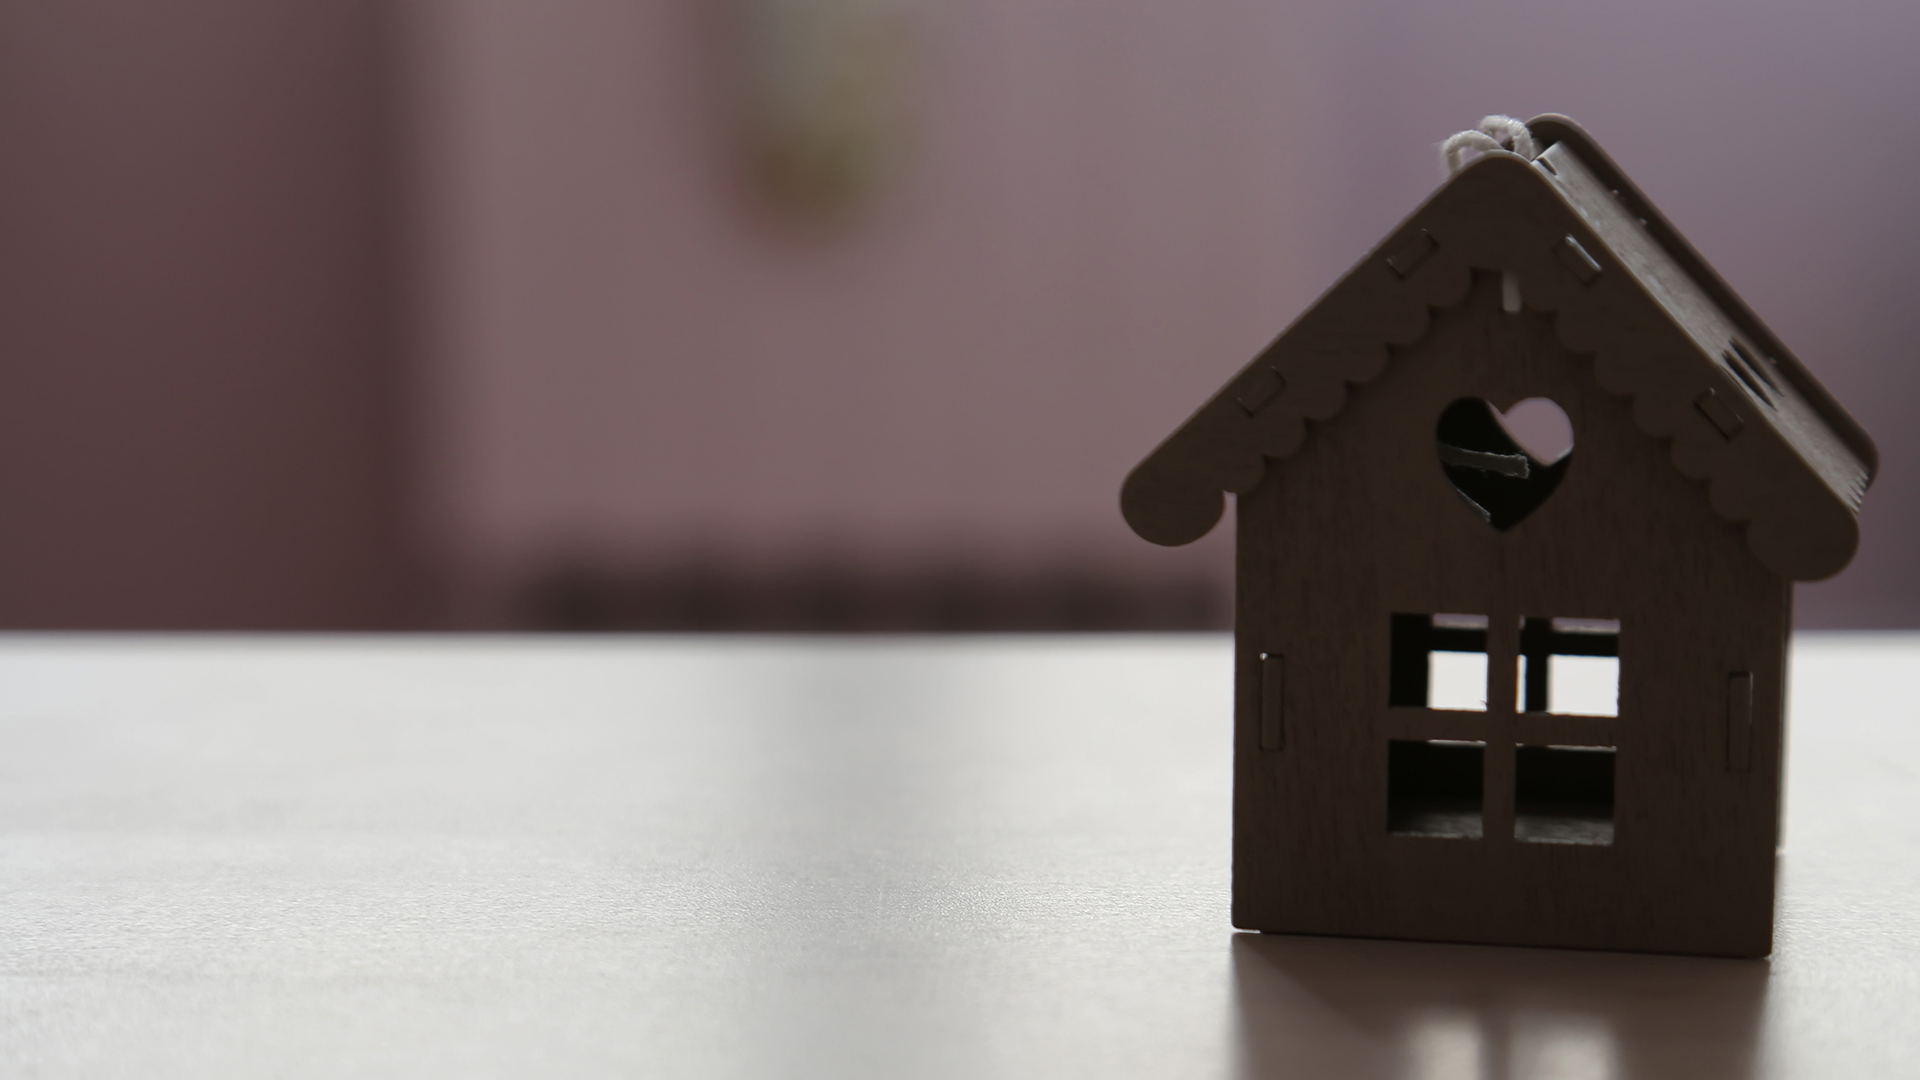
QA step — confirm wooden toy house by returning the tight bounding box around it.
[1121,115,1875,957]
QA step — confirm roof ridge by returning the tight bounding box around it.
[1121,137,1870,582]
[1526,114,1878,478]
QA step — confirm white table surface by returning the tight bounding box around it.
[1,633,1916,1079]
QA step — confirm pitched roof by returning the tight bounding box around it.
[1119,115,1875,581]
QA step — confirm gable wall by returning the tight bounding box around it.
[1232,272,1789,956]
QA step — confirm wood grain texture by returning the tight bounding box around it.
[1120,115,1884,956]
[1232,272,1788,957]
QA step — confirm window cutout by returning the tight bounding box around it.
[1389,613,1488,711]
[1388,740,1484,839]
[1430,652,1489,712]
[1517,617,1620,717]
[1435,398,1573,531]
[1514,745,1615,845]
[1549,656,1619,716]
[1495,399,1575,465]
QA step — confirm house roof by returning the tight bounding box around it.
[1119,115,1876,582]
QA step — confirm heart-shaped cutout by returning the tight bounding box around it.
[1436,397,1573,531]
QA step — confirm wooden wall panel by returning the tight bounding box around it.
[1233,271,1787,956]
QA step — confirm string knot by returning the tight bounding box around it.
[1441,116,1537,175]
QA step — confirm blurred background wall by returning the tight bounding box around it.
[0,0,1914,631]
[0,1,405,629]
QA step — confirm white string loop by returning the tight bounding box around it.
[1441,115,1537,175]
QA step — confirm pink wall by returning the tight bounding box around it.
[1298,0,1920,628]
[402,0,1920,626]
[0,1,404,628]
[0,0,1912,629]
[399,0,1307,620]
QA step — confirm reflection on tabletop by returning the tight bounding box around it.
[1232,933,1765,1080]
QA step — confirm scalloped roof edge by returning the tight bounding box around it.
[1120,115,1876,583]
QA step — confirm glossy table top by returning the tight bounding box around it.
[1,633,1915,1078]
